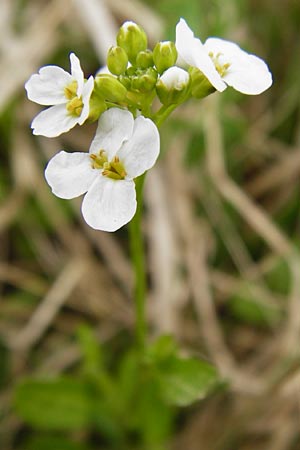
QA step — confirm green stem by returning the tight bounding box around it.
[129,173,147,351]
[152,103,178,127]
[128,99,182,353]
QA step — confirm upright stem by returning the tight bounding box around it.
[128,103,180,352]
[129,173,147,351]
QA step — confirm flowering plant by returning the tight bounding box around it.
[25,17,272,411]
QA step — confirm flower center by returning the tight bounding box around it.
[64,80,83,117]
[66,97,83,117]
[208,52,230,77]
[64,80,78,99]
[90,150,127,180]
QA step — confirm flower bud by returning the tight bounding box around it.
[156,67,190,105]
[107,46,128,75]
[94,74,127,103]
[131,68,158,93]
[136,50,154,69]
[189,67,216,99]
[153,41,178,74]
[117,21,148,64]
[118,74,132,90]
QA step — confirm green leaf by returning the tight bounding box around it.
[264,258,290,295]
[15,378,92,430]
[24,434,89,450]
[146,335,178,364]
[157,356,219,407]
[228,280,283,328]
[77,324,103,376]
[135,377,174,447]
[228,293,282,328]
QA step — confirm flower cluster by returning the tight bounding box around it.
[25,18,272,232]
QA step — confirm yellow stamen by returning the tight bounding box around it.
[66,97,83,117]
[64,80,78,100]
[90,150,108,169]
[208,51,231,77]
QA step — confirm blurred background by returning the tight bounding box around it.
[1,0,300,449]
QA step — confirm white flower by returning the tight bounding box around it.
[25,53,94,137]
[45,108,160,232]
[159,66,190,90]
[175,18,272,95]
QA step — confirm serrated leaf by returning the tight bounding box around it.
[157,356,218,407]
[15,378,91,430]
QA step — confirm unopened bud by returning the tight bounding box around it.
[153,41,178,74]
[131,68,158,93]
[117,21,148,64]
[107,46,128,75]
[118,74,132,90]
[95,74,127,102]
[136,50,154,69]
[156,67,190,105]
[189,67,215,99]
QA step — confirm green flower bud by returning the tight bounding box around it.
[88,92,107,122]
[118,74,132,90]
[107,46,128,75]
[189,67,216,99]
[153,41,178,74]
[136,50,154,69]
[95,74,127,103]
[126,66,136,77]
[156,67,190,105]
[117,21,148,64]
[131,68,158,93]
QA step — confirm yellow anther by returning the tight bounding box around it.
[64,80,78,100]
[90,150,108,169]
[66,97,83,117]
[208,51,230,77]
[90,150,126,180]
[102,170,123,180]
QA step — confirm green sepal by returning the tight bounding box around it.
[156,69,190,106]
[94,74,127,103]
[87,91,107,122]
[189,67,216,99]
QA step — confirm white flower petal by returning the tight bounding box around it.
[25,66,72,105]
[45,151,98,199]
[223,60,273,94]
[89,108,134,160]
[31,104,79,137]
[204,37,243,59]
[117,116,160,179]
[82,177,136,232]
[204,37,273,94]
[175,18,226,92]
[159,66,189,89]
[78,76,94,125]
[70,53,84,97]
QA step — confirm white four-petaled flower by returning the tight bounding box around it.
[25,53,94,137]
[45,108,160,232]
[175,18,272,95]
